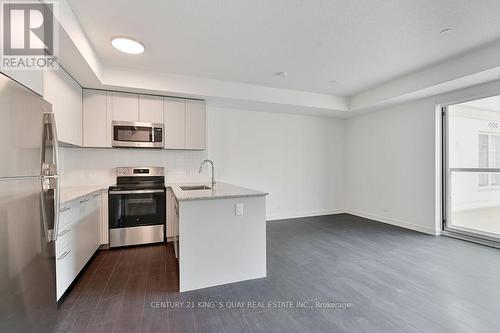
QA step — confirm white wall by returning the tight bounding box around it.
[60,79,500,234]
[207,107,345,220]
[345,98,439,235]
[345,78,500,236]
[60,106,346,221]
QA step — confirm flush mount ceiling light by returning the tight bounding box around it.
[274,71,289,78]
[439,28,452,35]
[111,36,144,54]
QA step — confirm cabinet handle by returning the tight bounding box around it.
[92,193,101,198]
[60,206,71,213]
[58,227,71,236]
[57,250,71,261]
[80,197,90,204]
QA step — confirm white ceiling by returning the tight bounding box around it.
[67,0,500,96]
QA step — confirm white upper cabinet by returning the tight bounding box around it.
[9,70,44,96]
[185,100,206,150]
[139,95,164,123]
[43,68,82,146]
[164,98,186,149]
[164,99,206,150]
[82,88,205,150]
[82,89,111,148]
[111,92,139,122]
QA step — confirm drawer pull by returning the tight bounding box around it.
[60,206,71,213]
[58,228,71,237]
[92,193,101,198]
[80,198,90,204]
[57,250,71,261]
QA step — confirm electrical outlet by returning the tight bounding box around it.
[235,203,244,216]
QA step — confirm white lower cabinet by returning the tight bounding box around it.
[100,191,109,245]
[55,242,77,301]
[56,191,101,300]
[173,198,179,259]
[166,188,179,258]
[166,188,175,238]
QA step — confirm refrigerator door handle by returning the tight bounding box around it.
[40,177,50,243]
[41,112,60,242]
[42,112,60,177]
[40,175,59,242]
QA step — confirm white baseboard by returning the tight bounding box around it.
[345,209,439,236]
[266,208,439,236]
[266,209,345,221]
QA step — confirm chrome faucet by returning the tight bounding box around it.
[199,159,216,188]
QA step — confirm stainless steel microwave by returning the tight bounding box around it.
[112,121,164,148]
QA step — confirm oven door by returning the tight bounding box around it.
[108,189,166,229]
[112,121,163,148]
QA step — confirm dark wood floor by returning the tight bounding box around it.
[55,214,500,332]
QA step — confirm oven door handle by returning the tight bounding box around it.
[109,189,165,195]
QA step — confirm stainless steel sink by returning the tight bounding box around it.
[180,185,212,191]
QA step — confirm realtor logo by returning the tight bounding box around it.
[1,1,58,70]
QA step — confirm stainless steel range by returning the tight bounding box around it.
[108,167,166,248]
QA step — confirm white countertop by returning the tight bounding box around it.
[60,185,109,204]
[60,181,267,204]
[170,182,267,201]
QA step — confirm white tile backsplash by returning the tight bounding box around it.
[59,147,210,187]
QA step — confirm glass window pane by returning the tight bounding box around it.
[447,98,500,240]
[450,171,500,236]
[489,135,500,185]
[478,134,489,186]
[479,174,489,186]
[492,135,500,165]
[491,174,500,186]
[478,134,489,167]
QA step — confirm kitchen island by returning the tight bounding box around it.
[170,182,267,292]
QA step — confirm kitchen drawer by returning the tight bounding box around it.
[55,190,102,301]
[59,200,78,227]
[56,242,77,300]
[78,194,92,206]
[55,223,74,254]
[78,192,100,215]
[90,191,102,203]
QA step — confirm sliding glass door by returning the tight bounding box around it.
[444,95,500,243]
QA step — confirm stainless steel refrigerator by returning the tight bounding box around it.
[0,73,60,331]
